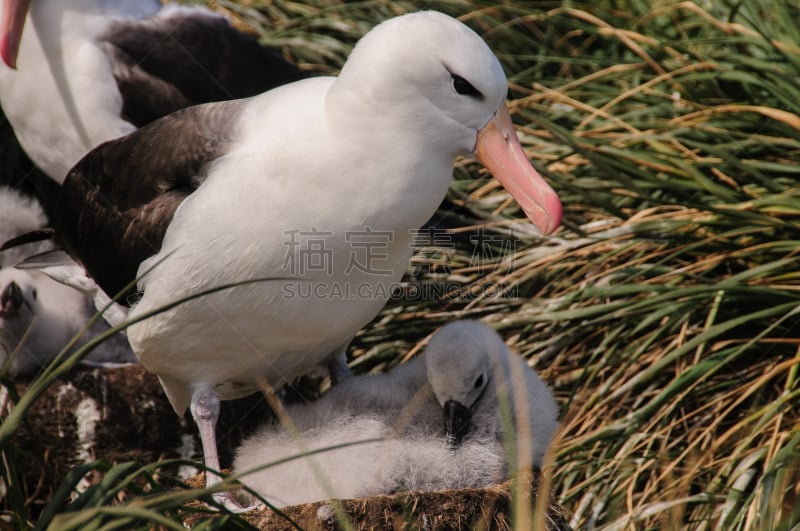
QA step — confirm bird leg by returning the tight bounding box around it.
[190,386,223,485]
[190,385,255,512]
[326,341,353,385]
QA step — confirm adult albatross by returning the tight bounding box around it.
[0,0,304,183]
[50,11,562,507]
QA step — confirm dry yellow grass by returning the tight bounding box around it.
[1,0,798,529]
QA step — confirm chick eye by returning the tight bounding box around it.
[452,74,483,99]
[474,375,484,389]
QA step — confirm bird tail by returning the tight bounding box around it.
[158,374,191,415]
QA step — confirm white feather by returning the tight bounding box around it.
[0,186,51,266]
[233,320,557,507]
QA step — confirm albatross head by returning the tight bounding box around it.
[332,11,562,235]
[425,320,508,446]
[0,268,41,372]
[0,269,38,321]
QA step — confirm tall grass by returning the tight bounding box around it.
[1,0,799,529]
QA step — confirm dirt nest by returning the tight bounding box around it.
[4,365,571,529]
[182,472,572,530]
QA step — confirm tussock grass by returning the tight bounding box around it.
[1,0,799,529]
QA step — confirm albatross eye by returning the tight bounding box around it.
[474,374,484,389]
[452,74,483,99]
[31,289,37,300]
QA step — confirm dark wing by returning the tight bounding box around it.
[55,99,246,304]
[100,10,305,127]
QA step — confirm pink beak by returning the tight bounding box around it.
[1,0,31,69]
[474,104,562,235]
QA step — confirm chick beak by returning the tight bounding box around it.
[0,281,23,316]
[444,399,472,447]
